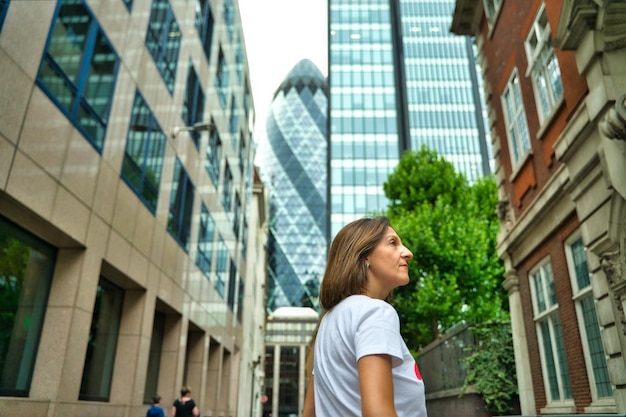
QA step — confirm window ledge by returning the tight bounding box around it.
[536,96,565,141]
[584,398,617,414]
[539,403,576,415]
[508,148,533,183]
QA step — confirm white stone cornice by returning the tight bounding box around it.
[599,94,626,141]
[554,0,599,50]
[603,0,626,51]
[496,165,576,266]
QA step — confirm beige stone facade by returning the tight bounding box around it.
[0,0,267,416]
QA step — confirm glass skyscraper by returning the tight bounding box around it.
[329,0,491,235]
[258,59,328,312]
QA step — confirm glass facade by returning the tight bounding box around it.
[329,0,491,235]
[258,59,328,312]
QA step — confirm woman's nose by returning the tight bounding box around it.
[402,246,413,259]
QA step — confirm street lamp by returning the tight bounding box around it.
[170,121,216,139]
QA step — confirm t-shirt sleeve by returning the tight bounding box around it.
[354,300,404,367]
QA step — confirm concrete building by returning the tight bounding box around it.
[256,59,328,314]
[262,307,318,417]
[451,0,626,414]
[328,0,491,236]
[0,0,267,416]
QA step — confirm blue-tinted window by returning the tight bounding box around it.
[37,0,119,152]
[221,162,232,212]
[234,33,243,82]
[240,218,248,258]
[243,80,251,120]
[194,0,214,62]
[215,237,228,298]
[122,91,166,213]
[80,278,124,401]
[229,94,238,138]
[205,128,221,186]
[227,260,237,311]
[215,47,228,108]
[238,131,246,175]
[233,192,240,237]
[146,0,181,94]
[196,204,215,278]
[0,0,9,32]
[0,215,56,397]
[168,159,195,251]
[222,0,234,41]
[182,63,205,149]
[121,0,132,10]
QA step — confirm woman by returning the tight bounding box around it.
[303,217,427,417]
[170,386,199,417]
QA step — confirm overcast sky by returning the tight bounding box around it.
[238,0,328,147]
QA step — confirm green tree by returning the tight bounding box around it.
[462,321,518,416]
[383,146,507,349]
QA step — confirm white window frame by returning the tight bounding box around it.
[529,259,575,411]
[524,4,564,123]
[501,69,531,167]
[483,0,503,25]
[565,233,616,411]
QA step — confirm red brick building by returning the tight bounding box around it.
[452,0,626,415]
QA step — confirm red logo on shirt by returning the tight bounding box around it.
[414,362,422,380]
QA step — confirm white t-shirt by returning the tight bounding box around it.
[313,295,428,417]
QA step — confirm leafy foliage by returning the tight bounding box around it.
[383,146,508,349]
[463,322,518,415]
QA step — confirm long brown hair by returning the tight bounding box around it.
[319,216,390,310]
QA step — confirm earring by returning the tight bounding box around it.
[365,263,370,269]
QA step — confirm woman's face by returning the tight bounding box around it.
[364,227,413,297]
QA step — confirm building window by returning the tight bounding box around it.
[222,0,234,41]
[501,70,530,166]
[37,0,119,152]
[566,236,613,399]
[194,0,214,62]
[233,192,241,237]
[80,278,124,401]
[238,131,246,176]
[0,215,56,397]
[215,46,228,109]
[145,0,181,94]
[205,127,222,186]
[530,260,573,403]
[235,33,243,82]
[240,218,248,258]
[122,91,166,213]
[168,159,195,251]
[183,63,206,149]
[483,0,503,24]
[279,346,301,416]
[229,94,238,139]
[196,203,215,278]
[221,162,233,212]
[144,311,165,404]
[215,236,228,298]
[227,260,237,311]
[0,0,9,32]
[525,4,563,123]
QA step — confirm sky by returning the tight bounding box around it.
[238,0,328,146]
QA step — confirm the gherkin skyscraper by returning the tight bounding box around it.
[258,59,328,313]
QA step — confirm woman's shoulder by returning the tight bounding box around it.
[337,295,395,315]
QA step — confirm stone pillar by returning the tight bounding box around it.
[503,268,535,415]
[599,245,626,413]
